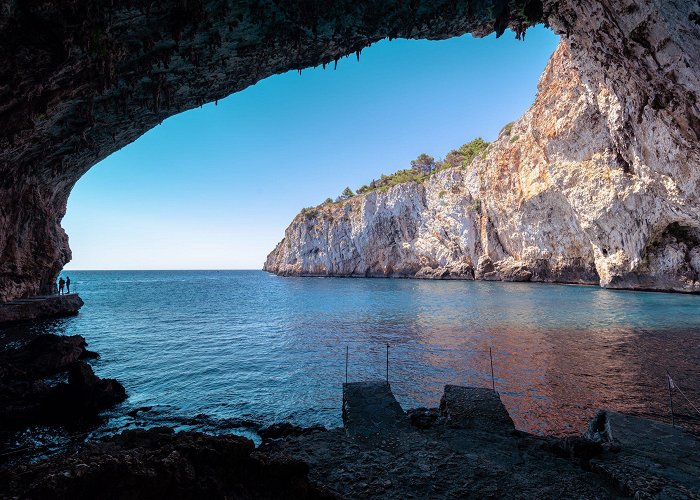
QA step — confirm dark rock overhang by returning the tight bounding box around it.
[0,0,699,302]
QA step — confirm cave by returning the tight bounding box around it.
[631,221,700,291]
[1,0,699,302]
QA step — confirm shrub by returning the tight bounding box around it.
[300,207,318,218]
[339,138,489,197]
[410,153,436,175]
[457,138,490,167]
[336,186,354,202]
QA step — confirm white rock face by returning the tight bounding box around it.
[266,36,700,292]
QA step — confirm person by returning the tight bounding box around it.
[58,277,65,295]
[66,276,71,294]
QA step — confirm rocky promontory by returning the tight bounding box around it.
[265,40,700,293]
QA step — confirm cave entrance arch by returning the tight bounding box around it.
[62,28,558,273]
[0,1,698,301]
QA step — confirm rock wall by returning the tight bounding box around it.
[1,1,699,300]
[265,18,700,293]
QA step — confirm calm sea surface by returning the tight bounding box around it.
[2,270,700,448]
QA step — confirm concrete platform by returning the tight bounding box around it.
[439,385,515,432]
[0,294,84,324]
[342,381,409,436]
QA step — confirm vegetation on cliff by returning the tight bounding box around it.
[324,137,490,204]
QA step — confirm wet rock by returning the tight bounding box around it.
[127,406,153,418]
[0,427,336,499]
[259,423,326,441]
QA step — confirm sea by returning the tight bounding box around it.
[2,270,699,455]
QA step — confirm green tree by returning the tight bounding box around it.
[442,150,463,169]
[457,138,490,167]
[410,153,435,175]
[323,197,333,204]
[337,186,354,201]
[356,185,370,194]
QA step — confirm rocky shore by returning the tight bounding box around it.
[261,383,700,499]
[0,427,334,500]
[2,380,698,499]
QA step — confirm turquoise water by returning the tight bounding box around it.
[2,270,699,440]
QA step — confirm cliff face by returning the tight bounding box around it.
[265,36,700,292]
[1,1,699,300]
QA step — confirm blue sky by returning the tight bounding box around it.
[63,26,559,270]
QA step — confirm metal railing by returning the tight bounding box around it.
[344,342,498,392]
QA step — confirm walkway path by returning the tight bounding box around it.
[0,294,83,324]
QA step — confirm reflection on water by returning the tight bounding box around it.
[1,271,699,445]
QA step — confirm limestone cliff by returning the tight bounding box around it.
[265,39,700,292]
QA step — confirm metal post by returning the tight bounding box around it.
[386,344,389,384]
[667,371,675,427]
[345,345,349,385]
[489,347,495,392]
